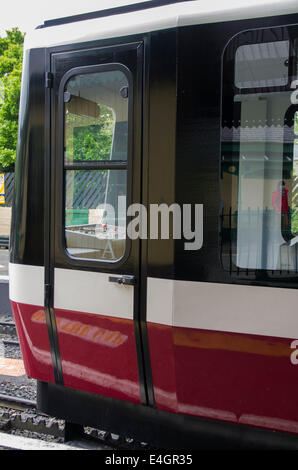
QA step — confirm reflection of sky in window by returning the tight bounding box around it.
[67,71,128,103]
[235,40,289,88]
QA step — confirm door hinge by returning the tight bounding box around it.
[45,72,53,89]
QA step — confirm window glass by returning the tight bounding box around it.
[235,41,289,89]
[221,29,298,274]
[64,71,128,163]
[292,112,298,236]
[65,169,126,260]
[63,69,129,262]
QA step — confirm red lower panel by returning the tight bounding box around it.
[146,323,178,412]
[54,309,141,404]
[11,302,141,403]
[10,301,55,383]
[148,323,298,434]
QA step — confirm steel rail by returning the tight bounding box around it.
[0,392,36,409]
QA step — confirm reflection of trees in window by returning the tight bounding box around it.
[65,104,115,163]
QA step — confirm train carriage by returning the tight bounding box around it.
[9,0,298,449]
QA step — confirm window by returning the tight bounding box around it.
[221,27,298,274]
[234,41,289,89]
[63,68,129,261]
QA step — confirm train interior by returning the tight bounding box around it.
[221,37,298,272]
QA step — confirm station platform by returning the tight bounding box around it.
[0,432,80,450]
[0,357,25,377]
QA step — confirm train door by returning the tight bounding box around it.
[45,42,146,404]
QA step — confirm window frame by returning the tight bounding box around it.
[220,24,298,277]
[222,26,298,101]
[57,62,133,269]
[233,39,293,93]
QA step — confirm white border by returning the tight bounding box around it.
[147,277,298,339]
[9,263,44,307]
[54,268,134,319]
[24,0,298,51]
[9,263,298,339]
[9,263,134,320]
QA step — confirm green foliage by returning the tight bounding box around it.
[295,112,298,135]
[65,104,115,162]
[0,27,24,169]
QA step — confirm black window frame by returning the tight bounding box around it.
[225,26,297,97]
[220,23,298,278]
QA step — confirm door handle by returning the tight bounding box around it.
[108,275,137,286]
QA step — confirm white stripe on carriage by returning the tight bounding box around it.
[147,277,298,340]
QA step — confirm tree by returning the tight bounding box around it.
[65,104,115,161]
[0,28,24,169]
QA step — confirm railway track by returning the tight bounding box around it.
[0,393,151,450]
[0,321,16,336]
